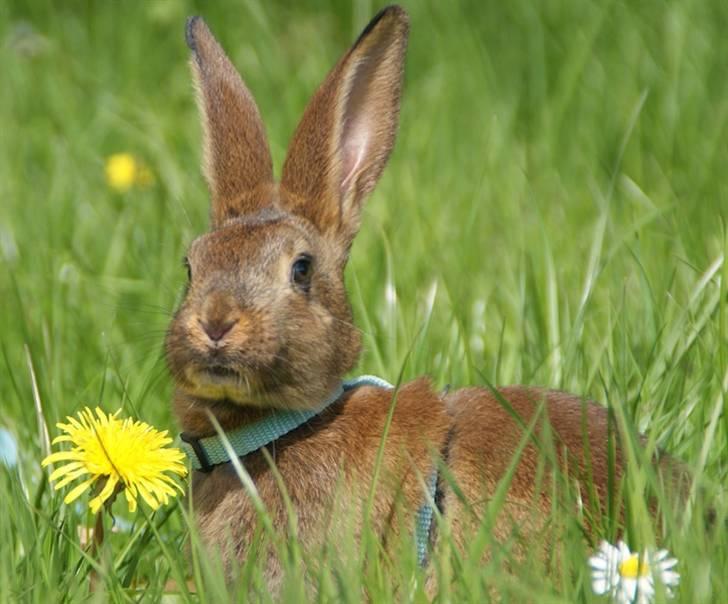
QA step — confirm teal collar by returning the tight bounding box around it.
[178,374,437,567]
[179,375,393,472]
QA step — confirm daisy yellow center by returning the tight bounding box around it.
[619,554,650,579]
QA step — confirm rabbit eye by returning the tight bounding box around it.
[291,254,313,291]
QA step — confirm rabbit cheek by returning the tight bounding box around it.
[165,319,201,391]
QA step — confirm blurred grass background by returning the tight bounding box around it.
[0,0,726,601]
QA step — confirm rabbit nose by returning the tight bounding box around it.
[200,318,236,342]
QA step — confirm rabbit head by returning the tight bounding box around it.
[166,7,409,414]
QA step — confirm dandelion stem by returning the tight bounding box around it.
[93,508,105,553]
[89,509,105,593]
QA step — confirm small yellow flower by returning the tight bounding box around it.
[42,407,187,513]
[105,153,154,192]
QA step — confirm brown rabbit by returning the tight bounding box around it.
[166,5,678,591]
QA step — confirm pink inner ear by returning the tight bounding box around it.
[340,129,370,194]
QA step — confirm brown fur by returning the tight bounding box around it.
[443,387,624,549]
[167,5,678,593]
[189,379,449,589]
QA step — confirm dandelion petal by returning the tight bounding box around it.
[63,477,96,505]
[89,475,118,514]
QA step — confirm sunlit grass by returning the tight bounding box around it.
[0,0,725,601]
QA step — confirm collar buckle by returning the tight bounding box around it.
[180,431,214,473]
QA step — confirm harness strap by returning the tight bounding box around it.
[177,374,438,566]
[415,469,438,566]
[179,375,392,472]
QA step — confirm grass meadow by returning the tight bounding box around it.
[1,0,726,601]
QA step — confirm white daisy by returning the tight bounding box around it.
[589,540,679,603]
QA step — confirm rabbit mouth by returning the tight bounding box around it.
[182,364,261,404]
[204,365,239,380]
[196,365,252,391]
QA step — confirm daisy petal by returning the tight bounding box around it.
[652,549,668,562]
[589,555,608,570]
[660,557,678,571]
[592,577,609,595]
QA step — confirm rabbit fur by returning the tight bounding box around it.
[166,5,678,589]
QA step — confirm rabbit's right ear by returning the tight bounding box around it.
[280,6,409,253]
[186,17,274,227]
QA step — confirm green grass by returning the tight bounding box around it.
[1,0,726,601]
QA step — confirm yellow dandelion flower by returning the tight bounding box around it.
[41,407,187,514]
[105,153,155,192]
[105,153,137,192]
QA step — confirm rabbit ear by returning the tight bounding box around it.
[280,6,409,248]
[186,17,274,226]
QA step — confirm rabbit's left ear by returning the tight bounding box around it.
[186,17,274,227]
[280,6,409,250]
